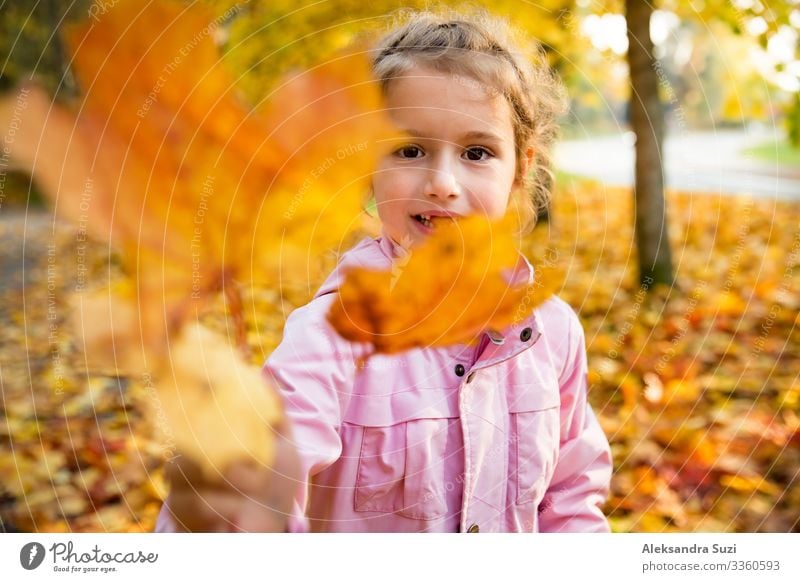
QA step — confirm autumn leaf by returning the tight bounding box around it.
[0,0,395,356]
[153,322,283,480]
[67,283,147,376]
[59,0,394,344]
[328,213,561,355]
[0,0,396,488]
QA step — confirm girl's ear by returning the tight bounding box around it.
[515,146,535,187]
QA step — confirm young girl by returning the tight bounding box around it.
[158,10,612,533]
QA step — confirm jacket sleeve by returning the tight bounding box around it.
[261,296,356,532]
[537,312,613,533]
[154,296,354,533]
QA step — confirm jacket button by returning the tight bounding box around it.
[467,524,479,533]
[454,363,466,377]
[520,327,533,342]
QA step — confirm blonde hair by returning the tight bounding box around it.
[371,9,567,233]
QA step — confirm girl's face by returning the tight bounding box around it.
[373,65,521,247]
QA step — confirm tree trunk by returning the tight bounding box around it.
[625,0,674,288]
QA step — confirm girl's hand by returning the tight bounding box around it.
[164,420,301,532]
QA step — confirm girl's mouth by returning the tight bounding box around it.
[411,213,460,234]
[412,214,433,229]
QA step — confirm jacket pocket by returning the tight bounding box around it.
[508,382,560,505]
[346,391,460,520]
[353,422,406,513]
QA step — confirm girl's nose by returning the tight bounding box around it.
[424,159,462,201]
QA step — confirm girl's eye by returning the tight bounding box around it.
[463,146,492,161]
[395,145,424,159]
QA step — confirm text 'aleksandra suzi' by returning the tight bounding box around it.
[642,543,737,554]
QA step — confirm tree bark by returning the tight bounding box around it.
[625,0,674,288]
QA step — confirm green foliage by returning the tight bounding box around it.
[787,92,800,148]
[744,135,800,166]
[569,0,798,133]
[200,0,575,103]
[664,0,799,91]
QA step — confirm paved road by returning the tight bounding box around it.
[555,128,800,199]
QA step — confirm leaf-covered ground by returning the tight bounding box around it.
[0,181,798,532]
[524,181,800,532]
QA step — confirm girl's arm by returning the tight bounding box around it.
[154,296,353,532]
[155,422,300,533]
[538,312,613,533]
[260,296,357,532]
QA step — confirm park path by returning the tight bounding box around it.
[555,127,800,199]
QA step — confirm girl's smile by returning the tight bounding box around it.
[410,210,461,234]
[372,65,520,247]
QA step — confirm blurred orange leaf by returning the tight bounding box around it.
[328,214,560,355]
[0,0,395,482]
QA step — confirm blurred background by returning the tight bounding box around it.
[0,0,798,532]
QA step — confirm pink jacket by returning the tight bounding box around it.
[156,231,612,533]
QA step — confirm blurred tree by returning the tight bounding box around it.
[619,0,797,286]
[0,0,90,98]
[626,0,673,287]
[0,0,91,208]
